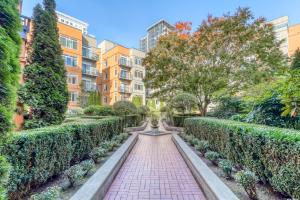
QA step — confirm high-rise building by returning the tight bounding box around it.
[139,19,175,52]
[269,16,289,55]
[288,24,300,57]
[99,40,146,105]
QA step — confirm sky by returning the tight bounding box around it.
[22,0,300,49]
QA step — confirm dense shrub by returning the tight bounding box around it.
[219,159,233,179]
[113,101,137,116]
[0,157,10,200]
[64,164,84,187]
[30,186,61,200]
[194,140,209,156]
[83,105,114,116]
[205,151,220,166]
[1,117,123,199]
[80,159,95,176]
[184,117,300,198]
[236,170,258,200]
[124,114,142,127]
[173,114,200,127]
[138,105,150,120]
[89,147,107,163]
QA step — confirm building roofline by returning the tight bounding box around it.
[268,16,289,23]
[56,10,88,27]
[146,19,174,31]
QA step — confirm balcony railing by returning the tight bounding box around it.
[82,67,98,76]
[118,58,132,67]
[119,73,132,80]
[82,47,99,61]
[119,86,132,93]
[84,83,98,92]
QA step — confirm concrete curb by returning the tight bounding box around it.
[125,121,148,133]
[162,120,183,133]
[172,134,239,200]
[70,133,138,200]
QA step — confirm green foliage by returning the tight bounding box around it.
[30,186,61,200]
[83,105,114,116]
[64,164,84,187]
[236,170,258,200]
[245,95,300,129]
[0,156,10,200]
[1,117,123,199]
[171,92,197,114]
[144,8,285,116]
[172,114,199,127]
[204,151,220,166]
[113,101,137,116]
[210,96,247,119]
[281,49,300,117]
[0,0,21,139]
[89,147,108,163]
[194,140,210,156]
[132,96,143,107]
[191,138,200,146]
[137,105,150,120]
[184,117,300,198]
[219,159,233,179]
[87,91,102,106]
[80,159,95,176]
[19,0,68,128]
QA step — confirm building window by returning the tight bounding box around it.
[104,96,108,103]
[70,92,78,102]
[115,68,118,76]
[115,80,117,89]
[135,57,142,65]
[67,74,78,84]
[119,56,128,65]
[104,84,108,91]
[134,84,143,91]
[63,55,78,67]
[134,70,143,78]
[104,72,108,80]
[115,95,117,102]
[60,36,78,49]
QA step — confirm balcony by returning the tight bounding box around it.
[119,73,132,80]
[82,67,98,76]
[82,47,99,61]
[118,58,132,67]
[119,86,132,94]
[83,83,98,92]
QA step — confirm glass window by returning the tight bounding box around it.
[67,74,78,84]
[70,92,78,102]
[60,36,78,49]
[134,84,143,91]
[63,55,77,67]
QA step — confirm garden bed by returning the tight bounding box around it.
[179,133,286,200]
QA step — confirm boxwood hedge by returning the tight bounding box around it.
[1,117,123,199]
[184,117,300,199]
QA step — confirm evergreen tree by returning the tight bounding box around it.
[0,0,21,138]
[291,49,300,70]
[19,0,68,128]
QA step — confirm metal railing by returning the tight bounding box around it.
[82,67,98,76]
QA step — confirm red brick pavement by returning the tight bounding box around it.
[104,134,206,200]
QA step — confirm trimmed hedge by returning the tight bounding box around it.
[124,114,142,127]
[173,114,200,127]
[1,117,123,199]
[184,117,300,198]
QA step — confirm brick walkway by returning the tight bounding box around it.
[104,134,206,200]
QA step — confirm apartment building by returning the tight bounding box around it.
[269,16,300,57]
[19,11,101,110]
[99,40,146,106]
[139,19,175,53]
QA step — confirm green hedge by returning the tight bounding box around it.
[173,114,200,127]
[184,117,300,198]
[1,117,123,199]
[124,114,142,127]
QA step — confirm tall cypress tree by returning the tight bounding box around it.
[19,0,68,128]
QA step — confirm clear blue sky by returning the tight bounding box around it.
[22,0,300,49]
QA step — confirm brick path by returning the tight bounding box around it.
[104,134,206,200]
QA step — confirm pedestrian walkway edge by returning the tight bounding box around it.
[70,133,139,200]
[172,134,239,200]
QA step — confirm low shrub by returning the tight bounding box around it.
[2,117,123,199]
[100,141,115,152]
[80,159,95,176]
[89,148,107,163]
[0,156,10,200]
[185,135,194,144]
[194,140,209,156]
[64,164,84,187]
[184,117,300,198]
[191,138,200,146]
[124,114,142,127]
[219,159,233,179]
[83,105,114,116]
[205,151,220,166]
[236,170,258,200]
[30,186,61,200]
